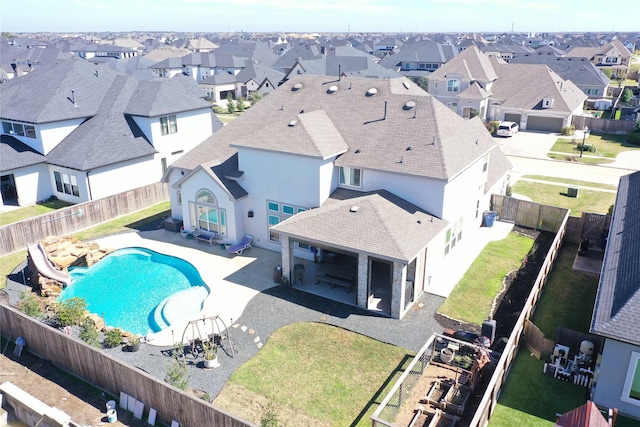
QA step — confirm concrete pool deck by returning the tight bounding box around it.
[91,230,283,346]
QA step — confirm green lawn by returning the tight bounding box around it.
[437,232,534,326]
[546,153,614,165]
[511,181,615,217]
[0,199,73,226]
[214,322,413,426]
[215,112,242,124]
[521,176,617,191]
[550,133,640,158]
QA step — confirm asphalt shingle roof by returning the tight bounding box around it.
[591,171,640,345]
[272,188,448,262]
[0,135,46,172]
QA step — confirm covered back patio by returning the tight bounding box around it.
[271,189,448,318]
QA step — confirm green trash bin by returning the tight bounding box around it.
[567,186,579,198]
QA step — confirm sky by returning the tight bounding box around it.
[2,0,639,35]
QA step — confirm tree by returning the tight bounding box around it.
[621,88,632,103]
[249,91,263,105]
[417,77,429,91]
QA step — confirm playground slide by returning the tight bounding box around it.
[27,243,71,285]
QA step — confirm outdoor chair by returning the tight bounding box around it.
[226,234,253,255]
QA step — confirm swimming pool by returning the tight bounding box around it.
[58,247,209,336]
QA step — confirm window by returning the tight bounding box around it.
[189,189,226,235]
[161,158,167,174]
[605,57,618,64]
[2,121,36,138]
[339,167,361,188]
[622,352,640,404]
[447,79,460,92]
[160,115,177,135]
[448,102,458,112]
[53,171,79,197]
[267,200,308,243]
[483,154,489,172]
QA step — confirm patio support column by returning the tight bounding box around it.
[356,253,368,309]
[281,235,294,285]
[391,261,406,319]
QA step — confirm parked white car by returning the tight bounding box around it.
[496,121,519,137]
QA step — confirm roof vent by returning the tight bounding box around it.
[289,119,297,127]
[366,87,377,96]
[327,85,338,94]
[403,81,410,89]
[404,100,416,110]
[292,82,303,91]
[350,206,360,213]
[355,148,361,153]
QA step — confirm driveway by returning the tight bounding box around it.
[493,130,560,159]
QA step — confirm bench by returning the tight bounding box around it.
[195,232,219,246]
[316,274,353,293]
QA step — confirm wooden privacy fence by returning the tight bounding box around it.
[0,304,256,427]
[0,182,169,256]
[571,115,635,135]
[491,195,569,233]
[523,320,554,360]
[469,201,570,427]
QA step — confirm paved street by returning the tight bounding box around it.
[494,131,640,186]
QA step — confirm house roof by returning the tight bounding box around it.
[378,41,457,68]
[0,58,210,123]
[489,59,587,112]
[231,109,349,160]
[185,75,495,181]
[591,171,640,346]
[235,60,285,86]
[428,46,498,83]
[0,135,46,172]
[272,188,448,262]
[46,76,157,171]
[510,55,610,87]
[554,401,610,427]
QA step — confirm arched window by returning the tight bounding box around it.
[190,189,226,236]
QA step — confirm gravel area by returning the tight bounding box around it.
[5,262,447,399]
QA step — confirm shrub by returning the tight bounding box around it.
[627,131,640,146]
[249,91,263,105]
[104,328,123,348]
[226,93,236,113]
[485,120,500,135]
[506,185,512,197]
[621,88,632,103]
[212,106,225,114]
[19,291,43,318]
[236,96,246,112]
[165,342,189,390]
[79,318,100,348]
[561,125,575,136]
[54,297,87,326]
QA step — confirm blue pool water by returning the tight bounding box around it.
[58,247,208,336]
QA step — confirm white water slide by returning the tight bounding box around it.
[27,243,71,285]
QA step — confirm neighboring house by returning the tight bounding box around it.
[565,39,632,77]
[181,52,247,81]
[0,58,218,208]
[280,45,400,82]
[163,75,512,319]
[199,72,238,105]
[428,47,587,131]
[235,60,285,99]
[590,171,640,420]
[478,44,534,62]
[510,54,610,99]
[378,41,457,79]
[149,57,185,78]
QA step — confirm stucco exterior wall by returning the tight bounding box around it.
[38,119,85,155]
[85,156,158,201]
[4,164,50,206]
[592,339,640,420]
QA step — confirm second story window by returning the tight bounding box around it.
[160,115,177,135]
[447,79,460,92]
[339,166,362,188]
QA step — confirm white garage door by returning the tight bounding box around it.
[527,116,563,132]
